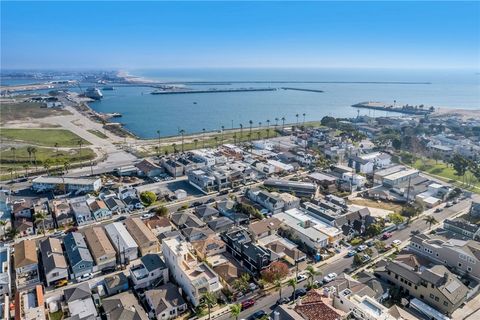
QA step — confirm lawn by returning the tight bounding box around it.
[87,129,108,139]
[412,158,480,191]
[0,128,90,147]
[0,101,71,123]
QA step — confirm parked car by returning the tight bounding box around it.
[446,201,453,207]
[191,201,203,207]
[141,213,154,220]
[206,198,216,204]
[434,208,442,213]
[249,283,258,291]
[55,279,68,288]
[78,273,93,282]
[392,239,402,246]
[365,240,375,247]
[361,254,371,263]
[323,273,337,283]
[52,230,65,238]
[241,299,255,310]
[294,288,307,298]
[313,279,322,287]
[249,310,268,320]
[101,266,117,274]
[382,232,392,240]
[357,245,368,252]
[347,250,357,257]
[296,274,308,282]
[276,297,290,305]
[66,227,78,233]
[115,216,127,222]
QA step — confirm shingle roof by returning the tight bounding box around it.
[14,239,37,269]
[63,232,93,267]
[64,282,91,303]
[103,292,148,320]
[145,283,186,314]
[124,217,158,246]
[83,226,116,261]
[249,217,282,237]
[39,237,67,273]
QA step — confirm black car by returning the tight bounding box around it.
[101,266,117,274]
[191,201,203,207]
[249,310,267,320]
[115,216,127,222]
[205,198,216,204]
[294,288,307,298]
[276,297,290,305]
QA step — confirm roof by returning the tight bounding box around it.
[192,235,226,256]
[39,237,67,273]
[134,159,161,174]
[14,239,37,269]
[104,272,128,291]
[103,292,148,320]
[64,282,91,303]
[145,283,186,314]
[88,199,108,212]
[207,216,234,231]
[64,232,94,267]
[83,226,116,260]
[171,212,206,228]
[124,217,158,246]
[249,217,282,237]
[33,176,100,186]
[307,172,338,182]
[195,205,219,219]
[140,253,166,272]
[105,197,125,210]
[294,290,346,320]
[104,222,138,250]
[145,216,171,229]
[213,261,241,283]
[444,218,480,234]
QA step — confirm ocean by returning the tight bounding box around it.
[12,68,480,138]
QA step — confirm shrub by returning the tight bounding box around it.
[350,238,364,246]
[261,261,289,283]
[155,205,169,217]
[139,191,157,206]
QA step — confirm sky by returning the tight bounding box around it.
[1,1,479,70]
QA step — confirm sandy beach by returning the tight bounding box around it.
[433,107,480,119]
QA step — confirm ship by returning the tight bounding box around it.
[84,87,103,100]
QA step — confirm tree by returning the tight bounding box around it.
[203,292,217,320]
[281,117,286,130]
[388,213,405,225]
[34,211,48,235]
[229,304,241,320]
[139,191,157,206]
[23,164,29,177]
[402,203,423,218]
[305,265,320,287]
[27,146,35,165]
[374,240,386,252]
[6,228,19,240]
[0,221,6,240]
[233,273,250,292]
[423,216,438,229]
[155,205,169,217]
[31,147,38,170]
[193,139,199,149]
[43,159,52,175]
[287,278,297,302]
[261,261,289,283]
[77,139,83,156]
[248,120,253,141]
[179,129,186,153]
[353,254,363,265]
[274,279,283,300]
[365,223,383,237]
[54,142,59,155]
[320,116,337,128]
[392,138,402,151]
[451,154,469,184]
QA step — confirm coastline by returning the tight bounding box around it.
[432,107,480,119]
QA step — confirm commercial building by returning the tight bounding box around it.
[104,222,139,264]
[32,176,102,193]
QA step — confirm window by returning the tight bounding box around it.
[430,294,434,299]
[468,267,472,272]
[444,301,448,306]
[431,284,434,288]
[435,297,439,302]
[458,263,462,267]
[420,294,424,299]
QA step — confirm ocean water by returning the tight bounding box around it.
[68,68,480,138]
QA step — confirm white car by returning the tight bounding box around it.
[392,240,402,246]
[357,245,368,252]
[323,273,337,283]
[141,213,154,220]
[78,273,93,282]
[296,274,308,282]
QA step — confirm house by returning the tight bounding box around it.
[194,204,220,222]
[130,253,169,289]
[207,216,234,233]
[375,254,468,315]
[63,232,94,279]
[410,234,480,280]
[14,285,46,320]
[171,211,206,229]
[39,238,68,286]
[124,217,160,256]
[32,198,54,232]
[14,218,35,237]
[248,217,282,240]
[382,169,420,188]
[181,226,214,242]
[50,199,74,227]
[162,235,222,306]
[12,201,32,219]
[144,216,172,236]
[145,283,187,320]
[135,159,163,177]
[123,196,144,211]
[32,176,102,193]
[307,172,338,191]
[162,159,185,177]
[118,187,137,200]
[332,289,392,320]
[348,152,391,174]
[87,198,112,221]
[104,222,138,263]
[104,197,126,214]
[443,218,480,240]
[104,272,129,296]
[216,199,249,225]
[212,259,244,292]
[0,246,11,298]
[14,240,39,289]
[262,236,307,266]
[64,282,98,320]
[83,226,117,271]
[246,188,300,214]
[69,197,94,226]
[263,179,318,197]
[192,235,227,260]
[470,201,480,217]
[103,292,148,320]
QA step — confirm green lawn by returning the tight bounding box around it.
[0,128,90,147]
[412,158,480,191]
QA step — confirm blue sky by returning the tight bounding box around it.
[1,1,479,69]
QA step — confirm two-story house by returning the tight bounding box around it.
[145,283,187,320]
[39,237,68,286]
[63,232,94,279]
[129,253,169,289]
[83,226,117,271]
[14,240,40,289]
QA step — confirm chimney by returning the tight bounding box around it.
[444,272,449,282]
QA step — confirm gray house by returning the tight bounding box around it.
[39,237,69,286]
[64,232,94,279]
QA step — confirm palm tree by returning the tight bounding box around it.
[214,136,219,148]
[233,133,237,145]
[193,139,199,149]
[423,216,438,229]
[23,164,29,177]
[178,129,186,153]
[202,128,206,148]
[172,143,178,155]
[248,120,253,141]
[275,117,279,127]
[54,142,59,155]
[63,161,70,174]
[302,113,306,126]
[256,131,261,140]
[258,121,262,130]
[156,130,161,155]
[7,168,13,180]
[288,278,297,302]
[34,211,48,235]
[239,124,243,143]
[229,303,241,320]
[305,265,319,287]
[44,159,52,175]
[27,146,34,165]
[31,147,38,170]
[154,146,159,157]
[274,279,283,299]
[221,125,225,144]
[281,117,286,130]
[295,113,299,127]
[203,292,217,320]
[6,228,19,240]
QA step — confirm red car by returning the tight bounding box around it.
[241,299,255,310]
[382,232,392,240]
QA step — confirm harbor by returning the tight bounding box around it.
[352,101,435,115]
[281,87,324,93]
[150,87,277,95]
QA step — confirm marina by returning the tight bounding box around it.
[352,102,435,115]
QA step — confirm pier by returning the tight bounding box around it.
[352,102,435,115]
[150,87,277,95]
[281,87,324,93]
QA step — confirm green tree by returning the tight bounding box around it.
[287,278,297,302]
[155,205,169,217]
[6,228,19,240]
[388,213,405,225]
[353,254,363,265]
[451,154,469,184]
[31,147,38,170]
[374,240,386,252]
[365,223,383,237]
[229,303,241,320]
[321,116,337,128]
[402,203,423,218]
[34,211,48,235]
[139,191,157,206]
[305,265,320,287]
[179,129,186,152]
[203,292,217,320]
[423,216,438,229]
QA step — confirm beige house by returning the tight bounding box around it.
[14,240,40,288]
[375,254,468,315]
[192,235,226,260]
[124,218,159,256]
[83,226,117,271]
[248,217,282,240]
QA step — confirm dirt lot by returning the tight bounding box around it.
[348,197,404,214]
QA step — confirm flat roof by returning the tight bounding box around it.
[383,169,419,181]
[33,176,99,185]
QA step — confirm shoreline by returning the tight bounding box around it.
[432,107,480,118]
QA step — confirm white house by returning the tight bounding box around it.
[104,222,138,264]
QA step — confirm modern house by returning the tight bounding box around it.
[104,196,126,214]
[83,226,117,271]
[69,197,94,226]
[443,218,480,240]
[348,152,391,174]
[263,179,318,197]
[129,253,169,289]
[124,217,160,256]
[39,238,68,287]
[135,159,163,177]
[162,235,222,306]
[192,235,227,260]
[32,176,102,193]
[145,283,187,320]
[14,240,40,289]
[64,282,97,320]
[104,222,139,264]
[63,232,94,279]
[103,292,148,320]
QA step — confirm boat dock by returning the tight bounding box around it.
[281,87,324,93]
[150,87,277,95]
[352,102,435,115]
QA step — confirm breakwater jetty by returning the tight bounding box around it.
[150,87,277,95]
[352,102,435,115]
[281,87,324,93]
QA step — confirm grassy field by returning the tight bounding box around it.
[0,128,90,147]
[412,158,480,192]
[87,129,108,139]
[0,101,71,123]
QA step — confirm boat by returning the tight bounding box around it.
[84,87,103,100]
[193,101,197,104]
[103,86,115,90]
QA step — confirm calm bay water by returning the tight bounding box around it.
[72,68,480,138]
